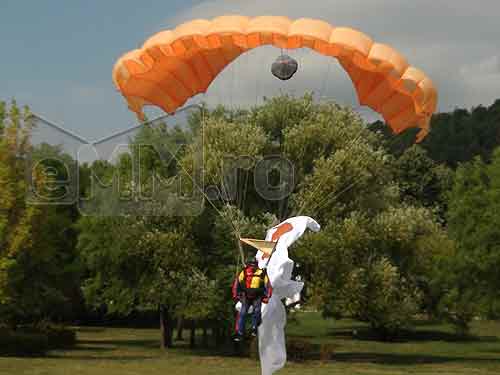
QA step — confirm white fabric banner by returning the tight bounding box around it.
[255,216,320,375]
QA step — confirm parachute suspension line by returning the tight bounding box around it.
[170,116,237,241]
[214,59,252,268]
[229,206,246,269]
[295,123,367,217]
[310,115,418,216]
[264,241,279,269]
[296,101,413,217]
[319,59,332,102]
[350,103,415,152]
[308,172,367,215]
[242,48,250,109]
[381,125,419,153]
[215,152,246,268]
[256,47,266,106]
[278,98,291,220]
[236,168,251,265]
[235,157,247,213]
[241,167,250,214]
[279,46,288,93]
[255,65,259,107]
[229,57,233,111]
[181,109,244,269]
[254,49,260,106]
[235,163,251,268]
[229,55,236,112]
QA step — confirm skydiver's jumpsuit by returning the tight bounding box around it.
[232,265,273,336]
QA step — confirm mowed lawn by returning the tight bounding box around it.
[2,313,500,375]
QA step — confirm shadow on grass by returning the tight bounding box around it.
[45,354,157,361]
[42,339,161,361]
[73,327,107,333]
[329,327,500,343]
[11,337,163,361]
[333,352,500,365]
[169,344,253,358]
[62,337,241,360]
[77,339,160,349]
[45,343,243,361]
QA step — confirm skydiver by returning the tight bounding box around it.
[232,256,273,342]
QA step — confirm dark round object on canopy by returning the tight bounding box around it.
[271,54,298,80]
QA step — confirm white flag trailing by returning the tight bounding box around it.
[255,216,320,375]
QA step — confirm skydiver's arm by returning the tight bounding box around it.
[232,273,241,301]
[232,271,245,301]
[262,275,273,303]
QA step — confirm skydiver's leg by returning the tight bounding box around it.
[234,311,240,334]
[252,299,262,332]
[236,298,248,336]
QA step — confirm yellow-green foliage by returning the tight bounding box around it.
[0,101,41,312]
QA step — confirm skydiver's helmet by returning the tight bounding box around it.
[246,257,259,268]
[271,54,298,80]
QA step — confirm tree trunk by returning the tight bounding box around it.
[159,305,173,349]
[214,320,228,347]
[176,316,184,341]
[202,320,209,347]
[213,323,220,346]
[190,320,196,348]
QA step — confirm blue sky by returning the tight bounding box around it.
[2,0,499,145]
[0,0,200,140]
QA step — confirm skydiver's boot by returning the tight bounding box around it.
[250,327,258,337]
[233,333,244,342]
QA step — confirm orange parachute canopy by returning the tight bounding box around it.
[113,15,438,142]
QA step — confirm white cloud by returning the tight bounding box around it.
[460,56,500,76]
[459,56,500,107]
[159,0,500,113]
[14,0,498,145]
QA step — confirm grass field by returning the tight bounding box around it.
[1,313,500,375]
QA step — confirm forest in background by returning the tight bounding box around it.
[1,95,500,353]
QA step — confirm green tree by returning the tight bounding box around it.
[0,100,40,325]
[393,145,453,220]
[78,122,216,348]
[277,100,453,336]
[78,213,200,348]
[78,95,457,342]
[296,205,452,337]
[445,149,500,331]
[345,257,422,339]
[0,101,81,327]
[369,99,500,168]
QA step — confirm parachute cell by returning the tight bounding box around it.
[113,15,438,142]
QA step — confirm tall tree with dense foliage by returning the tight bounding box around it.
[393,145,453,221]
[0,101,81,326]
[78,123,220,348]
[266,98,454,336]
[79,95,457,344]
[0,100,39,325]
[445,149,500,331]
[370,99,500,167]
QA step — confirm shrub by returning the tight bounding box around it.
[45,326,76,349]
[345,257,422,339]
[286,338,314,362]
[439,288,478,336]
[0,331,49,356]
[0,325,76,356]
